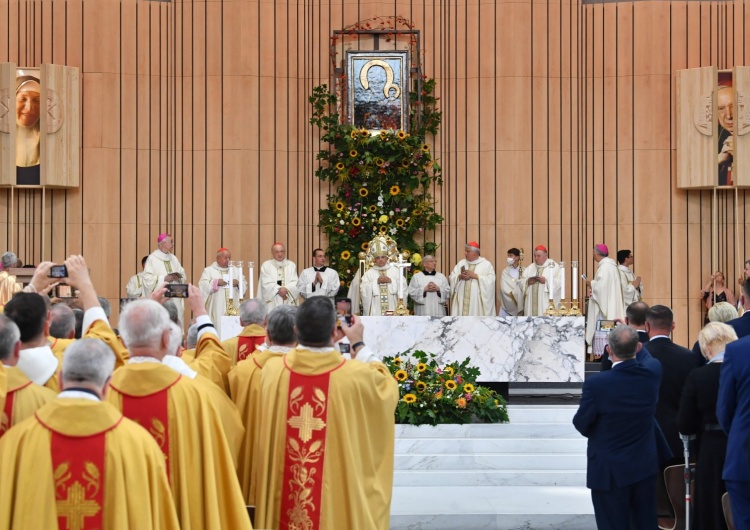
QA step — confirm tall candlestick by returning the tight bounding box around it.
[237,260,245,299]
[248,262,255,299]
[548,267,554,302]
[228,262,234,299]
[560,262,566,300]
[572,261,579,300]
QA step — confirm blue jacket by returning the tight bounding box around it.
[718,334,750,482]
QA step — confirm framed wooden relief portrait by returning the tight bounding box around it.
[346,50,409,133]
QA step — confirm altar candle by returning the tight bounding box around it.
[572,263,579,300]
[560,264,566,300]
[548,268,554,302]
[239,265,245,299]
[397,255,404,299]
[228,263,234,299]
[249,262,255,299]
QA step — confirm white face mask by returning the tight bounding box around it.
[507,257,515,266]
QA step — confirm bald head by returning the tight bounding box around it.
[216,249,231,268]
[271,244,286,262]
[240,298,268,327]
[118,299,171,358]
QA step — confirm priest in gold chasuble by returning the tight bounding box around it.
[254,298,398,530]
[0,339,180,530]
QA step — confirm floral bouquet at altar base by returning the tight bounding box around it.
[383,350,509,426]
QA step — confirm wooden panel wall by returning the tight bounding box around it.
[0,0,745,345]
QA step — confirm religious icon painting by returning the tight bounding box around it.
[346,50,409,133]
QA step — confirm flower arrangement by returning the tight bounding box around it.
[309,71,443,288]
[383,350,509,426]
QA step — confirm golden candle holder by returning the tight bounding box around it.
[568,299,582,316]
[394,298,410,316]
[544,300,559,316]
[225,298,240,316]
[557,300,570,316]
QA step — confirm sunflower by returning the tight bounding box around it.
[403,393,417,404]
[455,397,467,409]
[358,187,368,197]
[401,249,411,258]
[375,158,385,167]
[368,205,378,212]
[393,357,402,366]
[445,380,457,390]
[336,162,345,171]
[397,130,407,140]
[416,363,427,373]
[379,130,388,139]
[396,219,405,227]
[412,209,423,216]
[340,250,351,260]
[360,129,369,137]
[350,129,359,139]
[390,185,401,196]
[401,159,410,168]
[415,381,427,392]
[350,149,358,157]
[361,242,370,251]
[463,383,475,393]
[444,366,455,377]
[379,226,388,235]
[422,144,430,152]
[335,202,345,211]
[395,370,408,382]
[351,217,361,226]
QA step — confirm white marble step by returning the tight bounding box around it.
[395,437,586,454]
[396,422,582,439]
[390,485,595,530]
[392,469,587,487]
[395,453,586,471]
[506,404,579,423]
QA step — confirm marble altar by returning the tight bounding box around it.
[361,316,585,383]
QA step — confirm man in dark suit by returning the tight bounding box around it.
[725,278,750,339]
[574,325,662,530]
[717,333,750,529]
[644,305,701,460]
[601,301,650,371]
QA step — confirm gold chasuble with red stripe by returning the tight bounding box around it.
[0,366,56,438]
[0,398,179,530]
[107,362,252,530]
[237,335,265,363]
[255,348,399,530]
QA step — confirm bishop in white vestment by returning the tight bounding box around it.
[361,238,406,316]
[499,248,525,316]
[258,243,299,308]
[586,244,625,347]
[408,255,450,316]
[199,248,247,325]
[522,245,561,316]
[449,241,496,316]
[142,234,187,325]
[298,248,341,304]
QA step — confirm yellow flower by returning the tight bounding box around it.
[360,129,369,137]
[351,217,361,226]
[350,129,359,139]
[390,185,400,196]
[350,149,358,157]
[415,381,427,392]
[375,158,385,167]
[494,399,499,406]
[396,219,405,227]
[445,380,457,390]
[379,130,388,139]
[361,242,370,251]
[455,397,467,409]
[393,357,402,366]
[412,209,423,216]
[379,214,389,224]
[369,205,378,212]
[379,226,388,235]
[422,144,430,152]
[403,393,417,403]
[416,363,427,373]
[401,250,411,258]
[444,366,455,377]
[340,250,351,260]
[410,253,422,265]
[336,162,345,171]
[401,159,410,168]
[335,202,345,211]
[359,187,368,197]
[397,130,407,140]
[463,383,475,393]
[395,370,408,381]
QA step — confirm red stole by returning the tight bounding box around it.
[49,429,109,530]
[279,357,345,530]
[237,335,265,362]
[0,377,32,437]
[120,380,178,479]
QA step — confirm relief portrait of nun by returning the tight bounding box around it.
[15,75,41,185]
